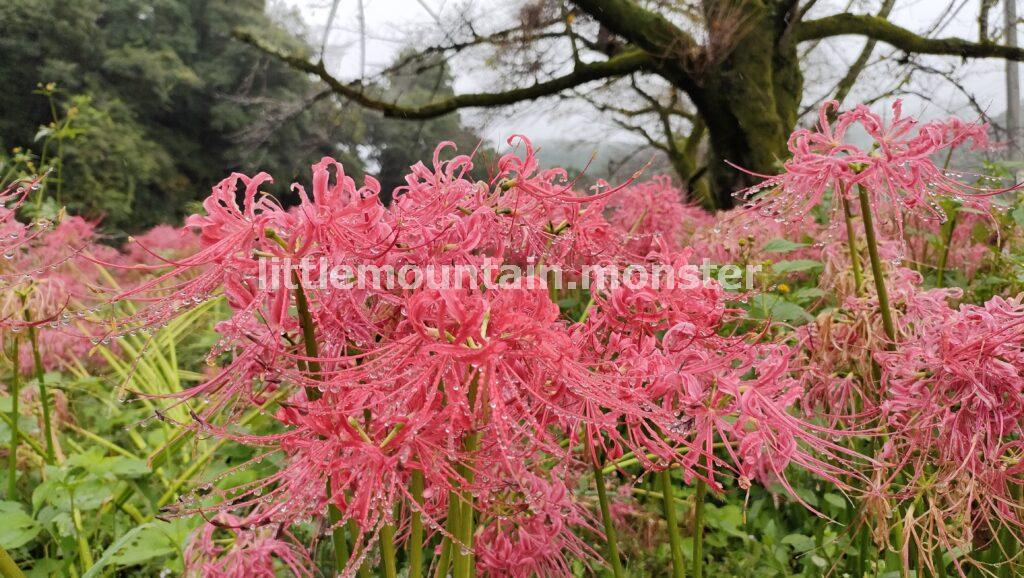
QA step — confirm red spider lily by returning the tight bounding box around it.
[184,514,314,578]
[606,175,713,257]
[733,100,1011,263]
[876,295,1024,563]
[98,137,869,577]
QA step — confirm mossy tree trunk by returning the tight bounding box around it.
[688,0,801,207]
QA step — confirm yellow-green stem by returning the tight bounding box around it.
[658,469,686,578]
[329,503,351,574]
[856,186,897,343]
[286,264,360,578]
[593,463,625,578]
[434,497,459,578]
[292,280,324,401]
[409,470,425,578]
[379,524,398,578]
[692,479,707,578]
[71,500,94,571]
[27,320,55,464]
[842,193,865,295]
[6,339,20,497]
[936,210,958,288]
[453,376,481,578]
[348,518,372,578]
[0,546,25,578]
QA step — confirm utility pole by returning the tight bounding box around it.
[1006,0,1021,158]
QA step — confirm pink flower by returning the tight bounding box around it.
[734,100,1009,262]
[184,515,313,578]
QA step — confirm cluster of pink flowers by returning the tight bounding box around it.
[878,294,1024,556]
[90,136,862,576]
[183,514,314,578]
[7,98,1024,577]
[734,100,1006,263]
[605,175,712,255]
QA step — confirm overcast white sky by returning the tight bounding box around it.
[274,0,1018,146]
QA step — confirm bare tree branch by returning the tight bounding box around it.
[799,13,1024,60]
[830,0,897,106]
[571,0,700,69]
[234,28,654,120]
[980,0,998,43]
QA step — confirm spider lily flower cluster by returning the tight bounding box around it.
[92,136,860,577]
[4,100,1024,578]
[734,100,1008,264]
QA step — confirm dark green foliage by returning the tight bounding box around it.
[0,0,366,231]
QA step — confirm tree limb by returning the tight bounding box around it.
[234,28,654,120]
[831,0,897,106]
[798,13,1024,60]
[571,0,701,67]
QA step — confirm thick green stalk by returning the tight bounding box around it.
[935,547,948,578]
[348,518,372,578]
[6,340,20,497]
[26,321,55,463]
[856,520,869,577]
[409,470,425,578]
[593,464,625,578]
[935,209,958,288]
[379,524,398,578]
[658,469,686,578]
[856,186,897,343]
[329,504,351,574]
[434,498,459,578]
[71,498,94,572]
[452,377,481,578]
[292,280,324,401]
[692,479,707,578]
[0,546,25,578]
[842,194,865,295]
[288,273,361,578]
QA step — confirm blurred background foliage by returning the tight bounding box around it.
[0,0,488,233]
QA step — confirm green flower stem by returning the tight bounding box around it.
[434,497,459,578]
[409,470,425,578]
[283,253,358,577]
[26,316,56,464]
[856,186,897,343]
[935,209,958,288]
[842,193,865,295]
[71,498,94,572]
[329,503,351,574]
[692,479,707,578]
[379,523,398,578]
[452,376,481,578]
[658,469,686,578]
[348,518,372,578]
[593,463,625,578]
[6,338,20,498]
[0,546,25,578]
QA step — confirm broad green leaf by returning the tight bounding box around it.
[83,520,191,576]
[107,457,150,479]
[781,533,815,553]
[748,295,813,324]
[0,501,42,548]
[25,558,62,578]
[1010,204,1024,228]
[823,493,848,510]
[790,287,826,303]
[771,259,823,274]
[762,238,808,253]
